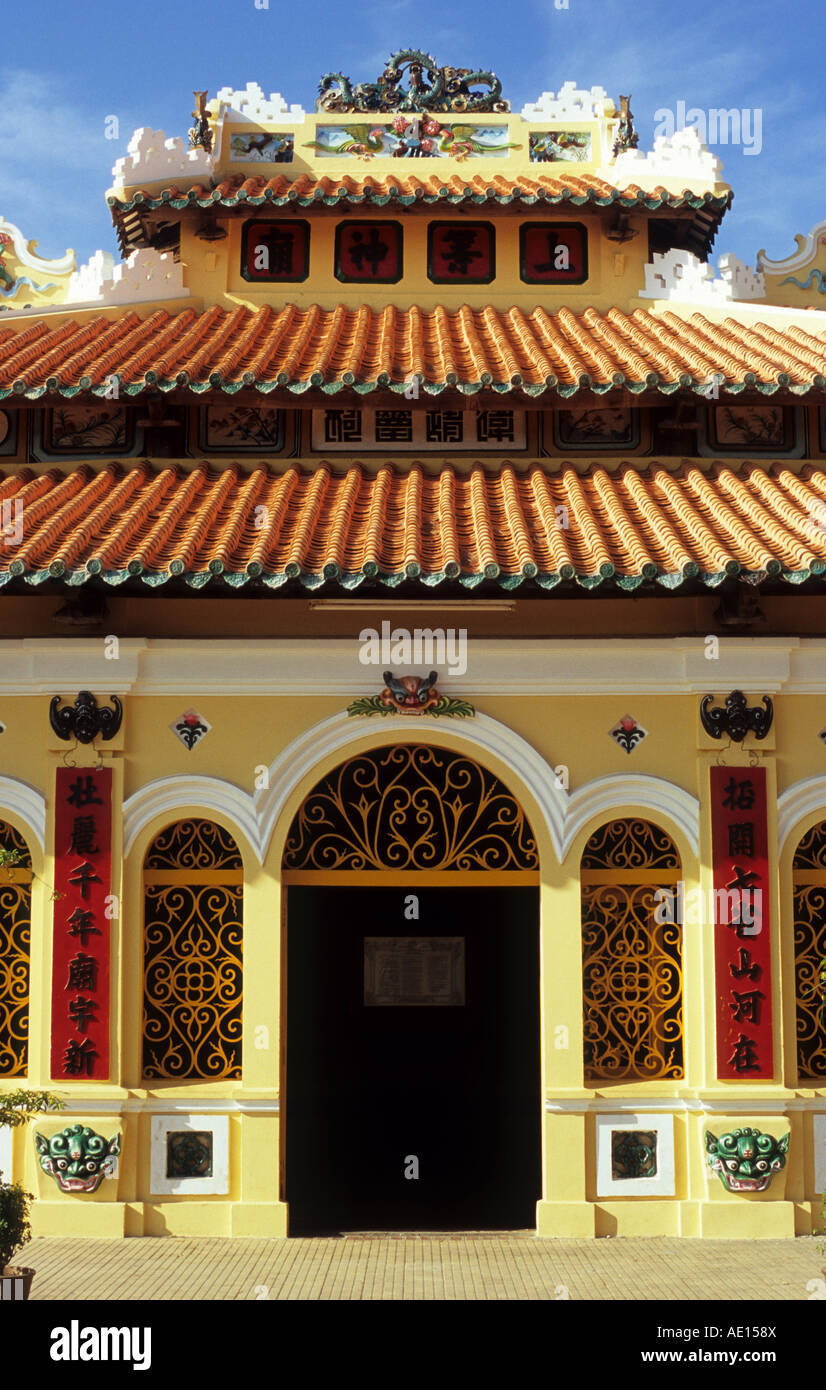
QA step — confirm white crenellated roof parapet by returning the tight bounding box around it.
[717,253,765,301]
[639,248,764,304]
[602,126,723,187]
[66,248,188,306]
[65,249,116,304]
[111,127,214,188]
[521,81,613,120]
[212,82,305,123]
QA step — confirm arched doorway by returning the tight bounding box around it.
[282,744,541,1233]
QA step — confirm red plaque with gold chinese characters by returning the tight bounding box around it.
[709,765,774,1079]
[50,768,112,1079]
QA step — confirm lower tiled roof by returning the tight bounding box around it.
[2,459,826,592]
[1,303,826,399]
[108,171,732,213]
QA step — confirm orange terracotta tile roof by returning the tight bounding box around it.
[108,170,732,215]
[2,304,825,400]
[2,459,826,593]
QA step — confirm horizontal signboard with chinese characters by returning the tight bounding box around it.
[311,407,527,451]
[51,768,112,1081]
[709,765,774,1080]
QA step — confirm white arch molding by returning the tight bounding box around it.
[122,711,700,865]
[778,775,826,854]
[0,775,46,853]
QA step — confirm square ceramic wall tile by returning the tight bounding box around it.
[150,1114,229,1195]
[596,1113,676,1197]
[0,1126,12,1181]
[815,1113,826,1195]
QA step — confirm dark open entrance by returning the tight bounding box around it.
[285,884,540,1233]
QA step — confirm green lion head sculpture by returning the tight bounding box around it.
[705,1127,789,1192]
[35,1124,121,1193]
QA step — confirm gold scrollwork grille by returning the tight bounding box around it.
[792,823,826,1079]
[581,819,683,1081]
[283,745,538,871]
[0,821,32,1077]
[142,819,243,1080]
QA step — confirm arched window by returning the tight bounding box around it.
[142,819,243,1080]
[283,744,538,872]
[792,824,826,1079]
[580,818,683,1081]
[0,821,32,1076]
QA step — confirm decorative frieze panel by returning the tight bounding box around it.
[311,406,526,452]
[307,119,518,159]
[529,130,591,162]
[698,404,803,457]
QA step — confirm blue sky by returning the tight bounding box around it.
[1,0,822,272]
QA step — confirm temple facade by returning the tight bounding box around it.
[1,54,825,1240]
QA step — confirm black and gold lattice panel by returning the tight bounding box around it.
[581,819,683,1081]
[283,745,538,872]
[142,820,243,1081]
[0,822,32,1077]
[792,823,826,1079]
[145,819,243,871]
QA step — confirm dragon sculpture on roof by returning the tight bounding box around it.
[317,49,509,114]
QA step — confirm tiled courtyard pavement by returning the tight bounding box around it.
[23,1233,826,1300]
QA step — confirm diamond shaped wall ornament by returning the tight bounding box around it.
[609,714,647,754]
[171,707,211,750]
[819,727,826,748]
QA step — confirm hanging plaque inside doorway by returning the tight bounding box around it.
[364,937,465,1006]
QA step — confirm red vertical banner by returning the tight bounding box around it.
[51,767,112,1080]
[709,765,774,1080]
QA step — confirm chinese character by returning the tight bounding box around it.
[728,822,754,857]
[726,865,760,894]
[68,861,103,900]
[721,777,755,811]
[347,228,388,275]
[323,409,362,444]
[63,1036,98,1077]
[69,815,99,856]
[375,410,413,443]
[66,952,98,991]
[476,410,515,444]
[441,227,482,276]
[425,410,464,444]
[66,907,101,946]
[728,1032,760,1073]
[533,233,569,274]
[729,947,760,981]
[730,989,765,1024]
[67,775,103,808]
[68,995,98,1034]
[260,228,295,276]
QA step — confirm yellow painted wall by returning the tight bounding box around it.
[0,678,822,1240]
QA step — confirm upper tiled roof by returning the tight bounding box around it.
[108,170,733,213]
[2,458,825,593]
[1,303,825,399]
